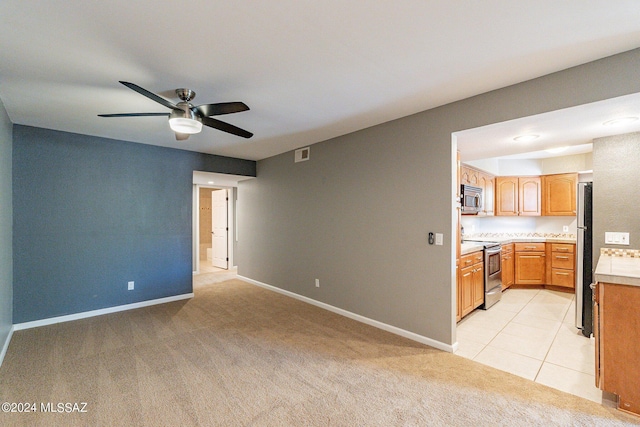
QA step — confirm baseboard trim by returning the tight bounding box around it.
[13,293,194,331]
[237,275,454,353]
[0,326,14,367]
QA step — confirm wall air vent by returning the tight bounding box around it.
[294,147,310,163]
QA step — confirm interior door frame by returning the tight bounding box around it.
[193,184,235,274]
[211,188,229,269]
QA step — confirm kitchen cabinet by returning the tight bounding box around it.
[542,173,578,216]
[460,164,495,216]
[456,264,462,323]
[514,242,546,285]
[495,176,541,216]
[519,177,542,216]
[594,281,640,416]
[460,165,479,186]
[501,243,514,290]
[458,250,484,320]
[478,172,495,216]
[549,243,575,289]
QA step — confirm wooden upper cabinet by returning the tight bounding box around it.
[542,173,577,216]
[479,173,495,216]
[519,176,541,216]
[495,177,519,216]
[496,176,541,216]
[460,164,495,216]
[460,165,480,186]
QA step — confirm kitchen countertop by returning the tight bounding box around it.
[460,233,576,255]
[594,252,640,287]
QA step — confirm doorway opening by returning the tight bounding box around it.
[192,171,254,275]
[197,187,230,274]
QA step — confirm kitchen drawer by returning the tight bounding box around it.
[460,251,483,267]
[551,268,575,288]
[551,243,574,253]
[514,242,545,252]
[501,243,514,253]
[551,252,574,269]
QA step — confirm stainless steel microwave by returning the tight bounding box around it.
[461,185,482,214]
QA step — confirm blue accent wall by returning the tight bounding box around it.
[0,100,12,345]
[12,125,255,323]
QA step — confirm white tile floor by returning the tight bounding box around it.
[455,288,617,407]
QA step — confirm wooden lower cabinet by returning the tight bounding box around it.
[472,264,484,308]
[595,282,640,416]
[457,251,485,321]
[501,244,514,290]
[459,264,475,317]
[456,264,461,322]
[549,243,575,289]
[514,243,546,285]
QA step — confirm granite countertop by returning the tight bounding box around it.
[594,251,640,287]
[460,233,576,255]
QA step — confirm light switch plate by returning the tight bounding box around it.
[605,232,630,245]
[435,233,443,245]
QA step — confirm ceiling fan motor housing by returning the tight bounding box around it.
[175,88,196,102]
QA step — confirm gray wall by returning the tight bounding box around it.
[238,48,640,346]
[13,125,255,323]
[0,100,12,347]
[593,132,640,256]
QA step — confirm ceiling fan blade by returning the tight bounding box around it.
[201,117,253,139]
[196,102,249,117]
[119,81,177,110]
[98,112,170,117]
[175,132,190,141]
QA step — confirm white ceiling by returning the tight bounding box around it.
[456,92,640,162]
[1,1,640,161]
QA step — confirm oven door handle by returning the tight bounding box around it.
[484,247,501,256]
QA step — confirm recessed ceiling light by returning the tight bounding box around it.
[513,134,539,142]
[546,146,568,154]
[602,116,639,126]
[207,181,214,184]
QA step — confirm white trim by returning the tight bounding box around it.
[13,293,194,331]
[193,183,199,274]
[238,275,455,353]
[0,326,14,367]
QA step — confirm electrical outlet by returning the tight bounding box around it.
[621,233,629,245]
[562,226,569,232]
[315,279,320,288]
[128,281,134,291]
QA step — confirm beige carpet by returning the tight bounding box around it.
[1,277,638,426]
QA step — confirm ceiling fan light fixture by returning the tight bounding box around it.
[169,108,202,134]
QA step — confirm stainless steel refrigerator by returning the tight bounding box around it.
[575,182,593,337]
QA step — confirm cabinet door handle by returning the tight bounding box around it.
[557,248,569,251]
[524,246,538,249]
[555,256,569,259]
[555,272,569,276]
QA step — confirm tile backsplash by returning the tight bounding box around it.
[464,232,576,240]
[600,248,640,258]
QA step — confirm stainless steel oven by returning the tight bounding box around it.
[483,243,502,309]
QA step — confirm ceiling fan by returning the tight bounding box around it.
[99,81,253,141]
